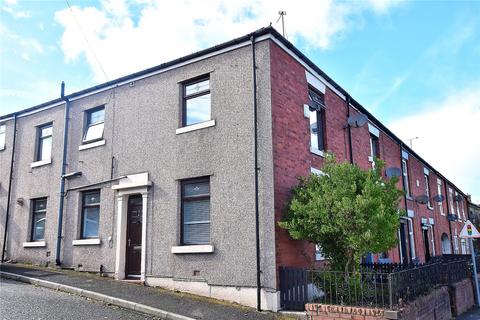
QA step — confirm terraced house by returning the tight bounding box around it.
[0,27,472,311]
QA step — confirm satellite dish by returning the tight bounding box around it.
[433,195,445,203]
[415,195,429,205]
[386,167,402,178]
[453,195,463,202]
[347,114,368,128]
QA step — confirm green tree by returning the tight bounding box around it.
[279,155,404,273]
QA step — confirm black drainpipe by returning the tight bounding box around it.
[346,95,353,164]
[1,113,17,263]
[55,81,70,266]
[444,181,454,253]
[250,35,261,311]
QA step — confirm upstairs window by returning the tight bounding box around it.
[31,198,47,241]
[0,124,5,150]
[424,174,432,208]
[455,191,460,216]
[36,124,52,162]
[437,179,444,215]
[83,106,105,143]
[81,190,101,239]
[181,178,210,245]
[182,77,211,126]
[370,134,380,159]
[308,88,326,152]
[402,159,411,197]
[449,188,455,214]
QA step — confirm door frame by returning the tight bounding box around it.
[112,173,151,281]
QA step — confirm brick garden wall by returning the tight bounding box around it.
[450,278,474,316]
[305,286,452,320]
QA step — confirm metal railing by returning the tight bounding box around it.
[280,257,473,311]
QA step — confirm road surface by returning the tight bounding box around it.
[0,278,158,319]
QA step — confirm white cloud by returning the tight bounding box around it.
[388,86,480,204]
[54,0,404,82]
[2,6,31,19]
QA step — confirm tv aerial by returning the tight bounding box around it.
[277,11,287,37]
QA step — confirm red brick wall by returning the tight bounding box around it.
[269,39,469,276]
[271,40,317,270]
[450,278,475,316]
[399,286,451,320]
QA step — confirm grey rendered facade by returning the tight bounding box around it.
[0,34,278,309]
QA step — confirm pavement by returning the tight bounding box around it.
[0,263,298,320]
[0,278,158,319]
[456,307,480,320]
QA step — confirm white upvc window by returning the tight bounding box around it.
[461,239,467,254]
[449,188,455,214]
[83,106,105,143]
[454,228,459,254]
[36,124,53,162]
[455,191,460,217]
[424,173,432,209]
[0,124,5,150]
[437,179,444,215]
[308,88,326,155]
[402,159,410,197]
[315,244,325,261]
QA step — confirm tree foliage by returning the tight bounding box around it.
[279,155,404,272]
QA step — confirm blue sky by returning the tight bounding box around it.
[0,0,479,201]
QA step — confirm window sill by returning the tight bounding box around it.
[0,147,5,151]
[72,238,101,246]
[171,245,214,254]
[406,196,414,201]
[176,120,215,135]
[23,241,46,248]
[310,147,325,157]
[31,159,51,168]
[79,139,106,151]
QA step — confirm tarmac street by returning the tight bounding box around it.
[0,278,159,319]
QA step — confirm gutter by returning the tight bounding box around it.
[251,34,262,312]
[55,82,70,266]
[1,114,17,262]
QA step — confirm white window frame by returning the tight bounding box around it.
[424,173,432,209]
[83,106,105,144]
[402,159,410,198]
[36,123,53,162]
[455,191,460,217]
[454,228,459,254]
[449,188,455,214]
[437,179,444,215]
[407,218,416,260]
[0,124,5,150]
[315,244,325,261]
[182,77,211,127]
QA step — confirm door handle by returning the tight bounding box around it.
[128,239,131,247]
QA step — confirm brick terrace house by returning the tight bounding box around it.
[0,27,471,311]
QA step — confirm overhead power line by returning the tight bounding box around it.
[64,0,109,82]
